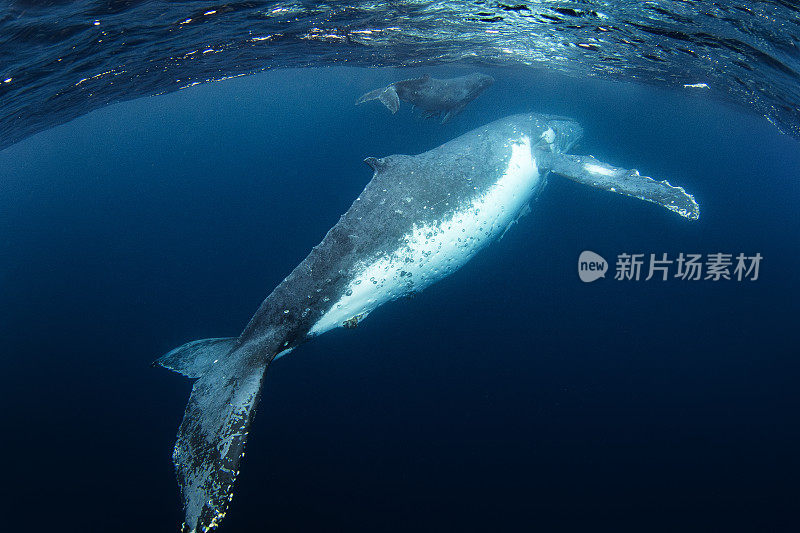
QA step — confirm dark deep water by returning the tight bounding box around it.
[1,66,799,532]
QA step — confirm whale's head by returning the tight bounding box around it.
[514,114,583,154]
[467,73,495,92]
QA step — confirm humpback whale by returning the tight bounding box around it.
[155,113,699,532]
[356,73,494,123]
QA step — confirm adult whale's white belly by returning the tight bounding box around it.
[309,134,540,336]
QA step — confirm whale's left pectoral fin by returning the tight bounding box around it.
[545,153,700,220]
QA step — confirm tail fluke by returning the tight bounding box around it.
[154,337,237,378]
[175,350,267,532]
[157,339,271,532]
[356,85,400,114]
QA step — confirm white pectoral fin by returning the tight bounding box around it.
[547,153,700,220]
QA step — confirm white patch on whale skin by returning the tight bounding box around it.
[309,135,539,336]
[584,162,615,176]
[273,348,293,360]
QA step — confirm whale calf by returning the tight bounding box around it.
[356,73,494,123]
[155,113,699,532]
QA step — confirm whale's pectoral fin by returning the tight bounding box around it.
[544,152,700,220]
[441,102,467,124]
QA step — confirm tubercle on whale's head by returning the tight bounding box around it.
[543,117,583,153]
[509,113,583,154]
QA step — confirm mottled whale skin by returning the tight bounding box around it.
[356,73,494,123]
[155,113,699,532]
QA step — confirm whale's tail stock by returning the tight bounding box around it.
[154,333,281,532]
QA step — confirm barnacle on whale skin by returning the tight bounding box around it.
[342,313,365,329]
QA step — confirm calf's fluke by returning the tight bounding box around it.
[356,85,400,113]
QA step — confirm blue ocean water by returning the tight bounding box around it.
[2,1,800,148]
[1,65,799,533]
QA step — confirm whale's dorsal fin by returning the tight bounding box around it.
[541,151,700,220]
[364,156,389,172]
